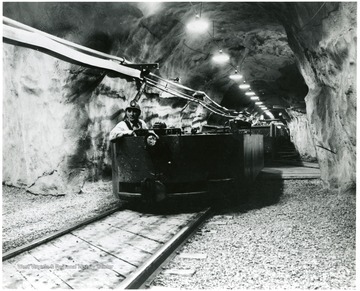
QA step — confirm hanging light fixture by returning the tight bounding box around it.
[212,49,230,64]
[229,69,243,80]
[186,14,209,33]
[245,91,256,96]
[239,81,250,90]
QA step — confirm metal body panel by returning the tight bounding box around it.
[252,126,272,155]
[111,133,263,201]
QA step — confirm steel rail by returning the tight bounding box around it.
[118,207,214,289]
[2,205,122,261]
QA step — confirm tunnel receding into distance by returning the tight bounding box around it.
[2,2,356,195]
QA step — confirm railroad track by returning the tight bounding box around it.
[2,206,123,261]
[2,205,213,289]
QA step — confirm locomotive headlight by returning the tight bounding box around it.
[146,134,158,147]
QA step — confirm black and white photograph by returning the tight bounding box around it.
[2,1,356,289]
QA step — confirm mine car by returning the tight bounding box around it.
[111,122,264,204]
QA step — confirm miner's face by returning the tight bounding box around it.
[126,108,140,122]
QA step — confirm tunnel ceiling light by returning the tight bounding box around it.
[186,14,210,33]
[245,91,256,96]
[255,101,263,105]
[250,96,259,100]
[212,49,230,64]
[229,70,243,80]
[239,83,250,90]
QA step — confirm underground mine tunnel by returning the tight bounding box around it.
[2,2,356,195]
[2,2,356,289]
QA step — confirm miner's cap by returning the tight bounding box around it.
[126,101,141,113]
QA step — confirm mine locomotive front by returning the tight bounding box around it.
[111,123,264,204]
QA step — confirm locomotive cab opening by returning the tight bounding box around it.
[111,124,264,206]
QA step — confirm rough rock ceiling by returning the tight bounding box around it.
[3,2,309,119]
[3,2,356,192]
[130,2,309,116]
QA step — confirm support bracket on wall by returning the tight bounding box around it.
[316,144,337,155]
[130,82,147,106]
[124,63,159,71]
[124,63,159,78]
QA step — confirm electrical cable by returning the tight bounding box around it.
[183,40,209,56]
[3,22,141,79]
[189,1,198,15]
[3,16,247,120]
[144,75,241,117]
[144,79,235,118]
[3,16,128,64]
[299,2,327,31]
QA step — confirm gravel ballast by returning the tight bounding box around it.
[152,180,356,289]
[2,180,118,253]
[2,178,356,289]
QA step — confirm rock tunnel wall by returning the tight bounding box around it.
[3,2,223,196]
[2,2,225,195]
[2,43,200,195]
[3,2,356,194]
[273,2,356,190]
[287,112,317,161]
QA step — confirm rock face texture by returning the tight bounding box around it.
[268,2,356,190]
[287,113,317,161]
[2,2,356,194]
